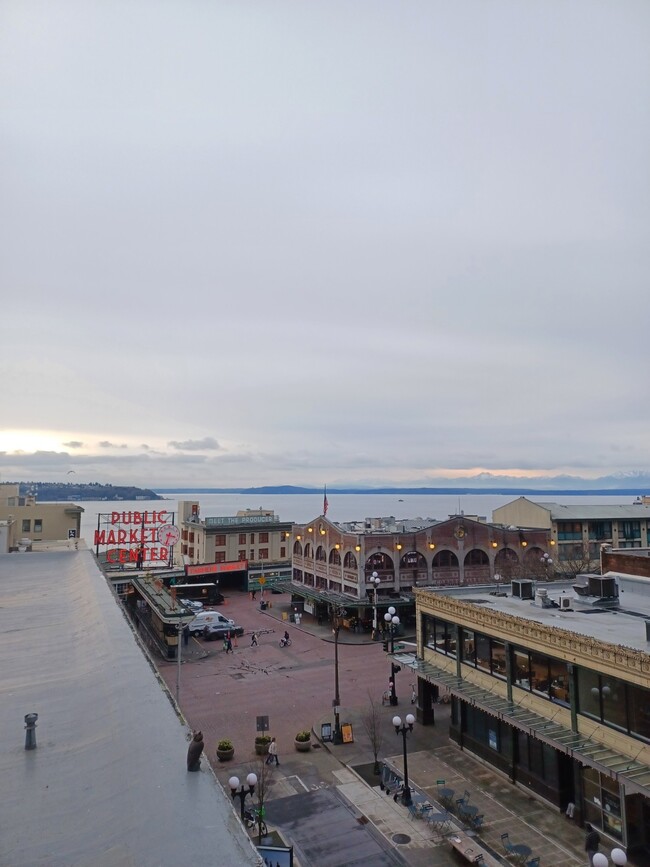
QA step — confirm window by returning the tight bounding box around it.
[214,552,226,563]
[343,552,357,568]
[238,550,247,561]
[281,531,290,542]
[259,548,269,560]
[461,629,475,665]
[280,547,286,558]
[588,521,611,540]
[422,615,456,657]
[619,521,640,540]
[250,550,255,560]
[557,522,582,540]
[22,519,31,533]
[512,647,568,702]
[34,519,43,533]
[239,533,246,544]
[250,533,255,543]
[259,532,269,543]
[213,534,226,547]
[189,532,195,543]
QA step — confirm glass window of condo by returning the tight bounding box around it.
[34,519,42,533]
[618,521,640,540]
[588,521,612,540]
[578,669,650,741]
[557,521,582,540]
[22,519,30,532]
[512,646,569,706]
[423,615,456,657]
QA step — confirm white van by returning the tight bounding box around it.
[187,610,235,634]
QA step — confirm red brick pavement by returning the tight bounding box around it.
[156,591,391,769]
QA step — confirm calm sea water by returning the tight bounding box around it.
[79,491,637,547]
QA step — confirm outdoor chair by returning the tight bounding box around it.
[407,803,420,820]
[525,859,540,867]
[470,813,484,831]
[501,833,514,854]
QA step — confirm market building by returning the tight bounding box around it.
[398,575,650,861]
[493,497,650,573]
[287,513,553,626]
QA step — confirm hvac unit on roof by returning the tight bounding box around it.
[558,596,572,610]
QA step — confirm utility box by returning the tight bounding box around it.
[511,579,534,600]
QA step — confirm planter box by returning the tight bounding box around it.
[294,739,312,752]
[216,748,234,762]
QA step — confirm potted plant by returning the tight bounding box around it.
[216,738,234,762]
[255,734,272,756]
[294,730,312,752]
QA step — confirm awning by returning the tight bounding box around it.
[399,654,650,798]
[274,580,415,612]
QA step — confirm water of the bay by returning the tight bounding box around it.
[79,491,637,548]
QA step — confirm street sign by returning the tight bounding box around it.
[259,577,266,585]
[68,529,76,539]
[256,715,269,733]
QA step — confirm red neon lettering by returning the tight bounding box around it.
[117,530,127,544]
[94,530,106,545]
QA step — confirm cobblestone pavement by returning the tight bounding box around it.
[155,591,619,866]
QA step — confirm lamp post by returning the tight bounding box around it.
[369,571,381,640]
[593,850,627,867]
[229,773,257,820]
[384,606,400,705]
[392,713,415,805]
[540,552,553,579]
[331,604,346,744]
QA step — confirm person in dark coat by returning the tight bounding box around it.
[187,731,204,772]
[584,822,600,865]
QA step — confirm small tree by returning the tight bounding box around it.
[248,757,274,842]
[361,691,384,775]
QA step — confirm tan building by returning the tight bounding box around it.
[402,577,650,861]
[177,500,292,590]
[493,496,650,573]
[0,483,83,551]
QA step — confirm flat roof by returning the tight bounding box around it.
[423,576,650,653]
[0,550,260,867]
[527,501,650,520]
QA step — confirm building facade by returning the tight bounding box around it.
[288,513,553,622]
[0,483,83,550]
[404,579,650,861]
[493,497,650,573]
[176,500,293,590]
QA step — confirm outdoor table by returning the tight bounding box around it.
[508,843,532,865]
[459,803,479,821]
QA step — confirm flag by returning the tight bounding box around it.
[323,486,328,516]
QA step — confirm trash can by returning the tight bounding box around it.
[289,613,295,623]
[260,601,267,611]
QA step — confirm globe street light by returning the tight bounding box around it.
[369,571,381,640]
[540,552,553,579]
[229,773,258,820]
[593,850,627,867]
[393,713,416,805]
[384,607,401,706]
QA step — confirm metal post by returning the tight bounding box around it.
[229,774,257,820]
[333,611,342,743]
[24,713,38,750]
[393,714,415,805]
[176,622,182,703]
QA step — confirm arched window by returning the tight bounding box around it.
[432,550,459,568]
[304,542,312,559]
[365,552,394,571]
[400,551,427,569]
[464,549,489,566]
[293,541,303,556]
[329,548,341,565]
[316,545,327,562]
[344,552,358,569]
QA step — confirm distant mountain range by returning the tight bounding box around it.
[18,482,162,501]
[156,472,650,496]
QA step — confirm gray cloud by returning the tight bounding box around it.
[98,442,128,449]
[168,437,221,452]
[62,441,84,449]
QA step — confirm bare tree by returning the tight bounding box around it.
[361,691,384,775]
[246,756,275,843]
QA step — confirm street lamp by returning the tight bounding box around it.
[392,713,415,805]
[593,850,627,867]
[540,553,553,579]
[229,773,258,820]
[369,571,381,640]
[384,607,400,705]
[331,604,346,744]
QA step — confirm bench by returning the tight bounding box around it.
[447,832,501,866]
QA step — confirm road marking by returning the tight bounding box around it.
[286,774,309,792]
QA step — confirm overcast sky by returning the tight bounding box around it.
[2,1,649,488]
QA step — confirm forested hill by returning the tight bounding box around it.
[18,482,163,501]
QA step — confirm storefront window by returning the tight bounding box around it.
[513,647,531,689]
[582,767,623,841]
[628,683,650,742]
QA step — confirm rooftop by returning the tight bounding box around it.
[424,575,650,653]
[0,549,260,867]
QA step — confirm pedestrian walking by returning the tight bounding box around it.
[584,822,600,866]
[266,737,279,765]
[224,632,233,653]
[251,632,259,647]
[251,589,257,600]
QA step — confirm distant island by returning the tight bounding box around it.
[18,482,163,502]
[154,484,649,497]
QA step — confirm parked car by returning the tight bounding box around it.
[180,598,203,613]
[202,621,245,641]
[187,611,232,634]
